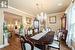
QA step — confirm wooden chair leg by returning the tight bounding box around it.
[58,48,60,50]
[47,47,49,50]
[47,46,52,50]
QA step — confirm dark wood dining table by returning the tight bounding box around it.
[28,31,55,50]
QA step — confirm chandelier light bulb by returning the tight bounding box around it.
[37,12,47,22]
[44,13,47,20]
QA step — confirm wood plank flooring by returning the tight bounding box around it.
[0,32,71,50]
[0,33,22,50]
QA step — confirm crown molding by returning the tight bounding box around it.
[7,6,35,17]
[47,12,64,16]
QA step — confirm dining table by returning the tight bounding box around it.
[29,31,55,50]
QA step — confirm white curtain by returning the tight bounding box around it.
[71,2,75,41]
[66,2,75,48]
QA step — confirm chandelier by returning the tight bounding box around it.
[37,12,47,22]
[35,2,47,22]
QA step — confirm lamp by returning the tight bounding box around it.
[33,17,39,29]
[15,21,18,25]
[33,17,39,35]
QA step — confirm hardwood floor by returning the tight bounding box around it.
[0,32,71,50]
[49,41,71,50]
[0,32,22,50]
[60,41,71,50]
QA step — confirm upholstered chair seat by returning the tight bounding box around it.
[20,36,41,50]
[25,43,41,50]
[47,32,62,50]
[48,40,59,49]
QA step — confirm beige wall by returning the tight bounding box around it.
[47,12,64,33]
[0,9,4,45]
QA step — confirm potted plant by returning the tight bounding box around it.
[19,24,24,35]
[3,22,9,44]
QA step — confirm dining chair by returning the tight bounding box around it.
[47,32,62,50]
[20,36,41,50]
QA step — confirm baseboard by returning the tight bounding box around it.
[71,46,75,50]
[0,43,9,48]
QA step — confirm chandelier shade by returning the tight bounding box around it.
[37,12,47,22]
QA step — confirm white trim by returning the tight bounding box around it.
[0,43,9,48]
[72,46,75,50]
[47,12,64,16]
[65,2,73,14]
[8,6,34,17]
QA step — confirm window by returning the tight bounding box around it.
[66,2,75,48]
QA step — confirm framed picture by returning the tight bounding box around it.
[49,16,56,23]
[26,17,31,24]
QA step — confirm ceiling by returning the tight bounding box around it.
[9,0,72,16]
